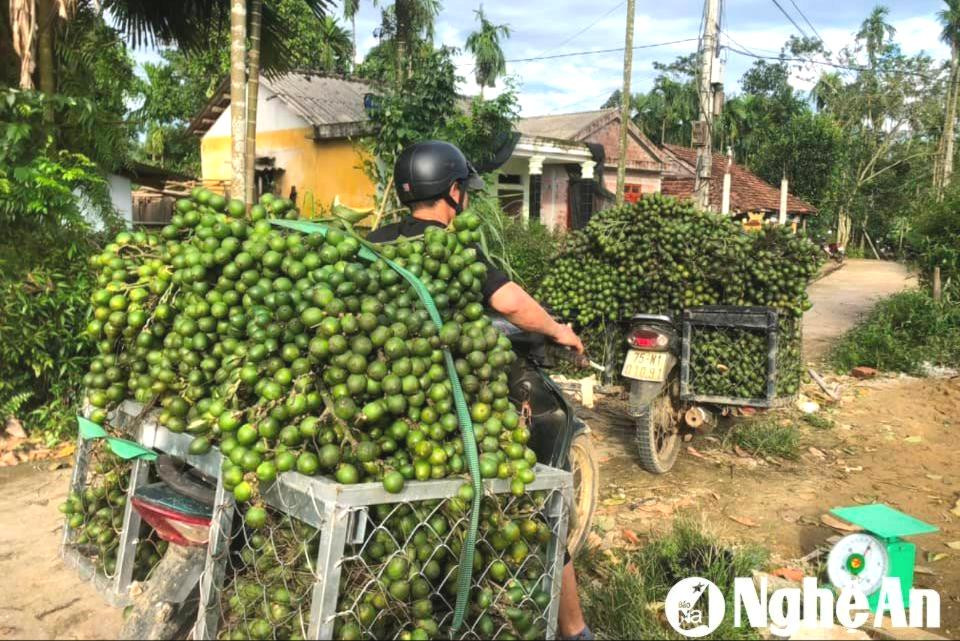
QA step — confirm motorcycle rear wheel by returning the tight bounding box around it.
[635,393,680,474]
[566,432,598,557]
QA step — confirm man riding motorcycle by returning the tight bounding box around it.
[368,140,592,641]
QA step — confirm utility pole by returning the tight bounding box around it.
[615,0,636,204]
[694,0,721,211]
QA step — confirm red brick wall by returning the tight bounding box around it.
[601,172,661,198]
[583,119,661,171]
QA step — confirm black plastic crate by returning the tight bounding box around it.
[680,306,780,407]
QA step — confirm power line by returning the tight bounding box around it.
[535,0,627,59]
[499,37,699,64]
[724,44,938,81]
[786,0,824,43]
[769,0,810,39]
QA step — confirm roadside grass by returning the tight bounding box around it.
[576,519,769,639]
[829,290,960,375]
[801,413,834,430]
[721,417,802,460]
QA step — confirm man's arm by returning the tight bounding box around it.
[489,282,585,353]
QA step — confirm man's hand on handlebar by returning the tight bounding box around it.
[550,322,585,354]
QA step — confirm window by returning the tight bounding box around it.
[624,183,643,203]
[529,175,542,221]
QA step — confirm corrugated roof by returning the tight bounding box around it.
[189,72,372,139]
[661,144,817,215]
[263,73,371,137]
[517,108,618,140]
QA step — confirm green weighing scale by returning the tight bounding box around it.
[826,504,938,611]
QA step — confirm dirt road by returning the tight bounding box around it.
[803,259,915,361]
[586,375,960,636]
[0,463,122,640]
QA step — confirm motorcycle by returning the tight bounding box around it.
[619,310,770,474]
[120,456,215,639]
[493,314,599,557]
[822,242,846,264]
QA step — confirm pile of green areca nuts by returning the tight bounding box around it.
[540,194,820,398]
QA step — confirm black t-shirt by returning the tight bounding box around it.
[367,217,511,303]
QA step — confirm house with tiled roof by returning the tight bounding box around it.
[497,108,665,230]
[659,144,817,221]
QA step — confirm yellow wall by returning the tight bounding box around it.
[201,127,376,212]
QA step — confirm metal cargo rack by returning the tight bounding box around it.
[63,401,574,639]
[194,463,574,640]
[679,305,785,408]
[61,401,222,606]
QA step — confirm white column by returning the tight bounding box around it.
[721,147,732,215]
[779,177,789,225]
[521,167,530,222]
[528,155,545,176]
[580,160,596,180]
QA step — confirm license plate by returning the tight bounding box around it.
[621,350,669,381]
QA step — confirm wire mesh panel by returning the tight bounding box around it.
[680,306,779,407]
[195,466,571,640]
[60,436,164,605]
[774,317,803,399]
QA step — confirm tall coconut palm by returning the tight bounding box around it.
[937,0,960,193]
[344,0,358,70]
[464,5,510,98]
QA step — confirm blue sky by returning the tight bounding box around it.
[130,1,951,116]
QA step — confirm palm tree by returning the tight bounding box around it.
[857,5,896,66]
[464,5,510,98]
[937,0,960,193]
[344,0,358,70]
[856,7,896,137]
[316,14,352,72]
[108,0,330,203]
[392,0,439,83]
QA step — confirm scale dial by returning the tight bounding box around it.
[827,533,890,596]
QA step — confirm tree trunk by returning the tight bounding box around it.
[394,0,410,85]
[351,14,357,72]
[36,0,55,123]
[941,41,960,196]
[229,0,248,202]
[244,0,262,207]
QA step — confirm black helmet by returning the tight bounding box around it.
[394,141,485,210]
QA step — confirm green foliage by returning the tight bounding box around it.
[0,227,98,438]
[469,195,560,288]
[465,7,511,91]
[906,184,960,290]
[830,290,960,375]
[577,520,768,640]
[54,5,140,170]
[134,1,352,173]
[802,413,835,430]
[0,90,112,437]
[0,89,116,229]
[1,391,32,421]
[361,47,519,194]
[725,418,801,459]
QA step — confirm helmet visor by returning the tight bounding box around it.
[464,163,485,191]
